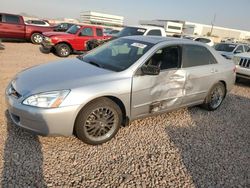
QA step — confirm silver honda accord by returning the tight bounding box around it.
[5,36,236,145]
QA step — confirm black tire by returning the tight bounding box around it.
[55,43,71,57]
[31,33,43,44]
[75,98,122,145]
[202,82,226,111]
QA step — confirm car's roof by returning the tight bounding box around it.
[123,35,194,45]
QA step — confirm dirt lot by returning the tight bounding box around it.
[0,42,249,187]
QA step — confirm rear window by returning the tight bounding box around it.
[4,15,20,24]
[0,15,2,22]
[116,27,146,37]
[195,38,211,43]
[147,29,162,36]
[31,20,46,25]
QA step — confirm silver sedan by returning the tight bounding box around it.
[6,36,236,145]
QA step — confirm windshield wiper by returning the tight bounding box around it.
[77,56,102,68]
[89,61,102,68]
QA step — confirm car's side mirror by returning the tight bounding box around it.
[141,64,160,75]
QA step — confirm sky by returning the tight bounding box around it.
[1,0,250,31]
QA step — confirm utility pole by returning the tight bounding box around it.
[210,13,216,36]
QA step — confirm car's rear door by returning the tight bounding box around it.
[181,44,220,106]
[0,14,25,39]
[131,45,186,119]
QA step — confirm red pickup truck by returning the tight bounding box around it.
[40,25,111,57]
[0,13,54,44]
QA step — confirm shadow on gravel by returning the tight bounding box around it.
[165,94,250,187]
[235,78,250,87]
[1,111,46,187]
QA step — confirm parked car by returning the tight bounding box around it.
[214,43,249,59]
[53,23,76,32]
[116,25,166,37]
[0,13,54,44]
[194,37,214,46]
[6,36,235,145]
[233,52,250,80]
[25,19,50,27]
[40,25,111,57]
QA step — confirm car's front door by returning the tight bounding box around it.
[131,45,186,119]
[75,27,94,51]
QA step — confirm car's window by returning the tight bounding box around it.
[147,30,162,36]
[80,28,93,36]
[31,20,46,25]
[66,25,80,34]
[96,28,103,36]
[60,23,68,29]
[235,45,244,53]
[182,45,217,68]
[214,43,236,52]
[244,45,250,52]
[4,15,20,24]
[0,15,2,22]
[195,38,211,43]
[116,27,146,37]
[78,38,153,72]
[145,46,180,70]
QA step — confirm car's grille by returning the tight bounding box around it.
[8,84,22,98]
[239,58,250,69]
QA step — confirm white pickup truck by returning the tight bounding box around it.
[233,52,250,80]
[116,25,167,37]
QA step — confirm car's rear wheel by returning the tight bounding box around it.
[31,33,43,44]
[202,82,226,111]
[55,43,71,57]
[75,98,122,145]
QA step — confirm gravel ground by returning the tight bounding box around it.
[0,42,249,187]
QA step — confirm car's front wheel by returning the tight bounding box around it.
[202,82,226,111]
[55,43,71,57]
[75,98,122,145]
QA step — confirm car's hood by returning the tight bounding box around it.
[12,58,115,97]
[43,31,72,37]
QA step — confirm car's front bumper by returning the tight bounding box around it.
[40,41,53,54]
[236,65,250,80]
[5,92,80,136]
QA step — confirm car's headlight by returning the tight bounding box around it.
[44,37,51,42]
[22,90,70,108]
[232,56,241,64]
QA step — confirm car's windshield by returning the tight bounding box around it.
[66,25,81,34]
[78,38,153,72]
[214,43,236,52]
[116,27,147,37]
